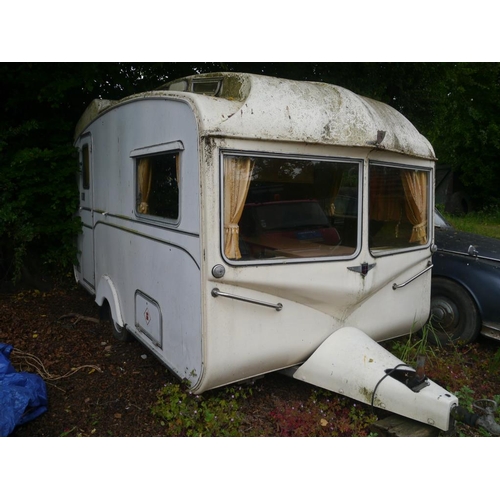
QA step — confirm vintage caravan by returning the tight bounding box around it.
[74,72,477,433]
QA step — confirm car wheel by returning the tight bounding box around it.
[429,277,481,345]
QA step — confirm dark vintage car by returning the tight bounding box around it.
[430,210,500,344]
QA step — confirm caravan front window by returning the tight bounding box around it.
[136,153,180,220]
[223,154,360,262]
[369,163,430,253]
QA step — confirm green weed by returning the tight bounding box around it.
[388,322,438,366]
[454,385,476,410]
[151,382,252,436]
[453,386,500,437]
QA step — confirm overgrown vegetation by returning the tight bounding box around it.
[385,330,500,437]
[151,380,378,437]
[442,204,500,240]
[265,389,378,437]
[151,383,252,437]
[388,322,440,365]
[0,145,82,283]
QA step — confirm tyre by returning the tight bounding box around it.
[100,301,132,342]
[428,277,481,345]
[111,320,132,342]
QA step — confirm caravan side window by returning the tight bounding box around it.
[136,152,180,220]
[222,153,360,262]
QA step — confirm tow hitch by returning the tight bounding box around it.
[293,327,459,431]
[451,399,500,436]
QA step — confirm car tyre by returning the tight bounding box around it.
[429,277,480,345]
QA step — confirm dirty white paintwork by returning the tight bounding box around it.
[190,74,435,160]
[74,72,456,431]
[75,98,203,384]
[77,73,436,160]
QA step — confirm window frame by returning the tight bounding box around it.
[81,144,91,190]
[220,149,363,266]
[368,160,433,257]
[131,141,184,225]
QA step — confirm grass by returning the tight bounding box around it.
[385,322,439,365]
[439,203,500,239]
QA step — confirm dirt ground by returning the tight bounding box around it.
[2,276,500,437]
[1,277,317,437]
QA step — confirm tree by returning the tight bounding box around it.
[0,62,228,283]
[429,63,500,205]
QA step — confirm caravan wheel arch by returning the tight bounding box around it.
[96,275,125,330]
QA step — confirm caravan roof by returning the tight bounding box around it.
[75,72,435,160]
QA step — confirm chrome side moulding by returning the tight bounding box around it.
[393,262,433,290]
[211,288,283,311]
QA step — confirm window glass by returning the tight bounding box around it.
[369,163,429,252]
[223,154,360,261]
[82,144,90,190]
[136,152,179,220]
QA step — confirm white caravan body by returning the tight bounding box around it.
[74,72,457,431]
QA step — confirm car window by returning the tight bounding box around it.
[434,209,452,228]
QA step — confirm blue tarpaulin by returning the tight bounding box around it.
[0,343,48,436]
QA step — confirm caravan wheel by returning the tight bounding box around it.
[100,301,132,342]
[111,321,132,342]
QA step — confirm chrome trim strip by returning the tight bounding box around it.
[392,262,433,290]
[211,288,283,311]
[438,248,500,264]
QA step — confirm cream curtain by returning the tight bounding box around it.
[224,157,254,259]
[137,158,152,214]
[401,170,428,244]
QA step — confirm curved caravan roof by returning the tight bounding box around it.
[75,72,435,160]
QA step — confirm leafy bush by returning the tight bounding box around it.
[0,144,81,282]
[0,62,220,284]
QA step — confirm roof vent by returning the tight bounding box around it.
[191,78,222,96]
